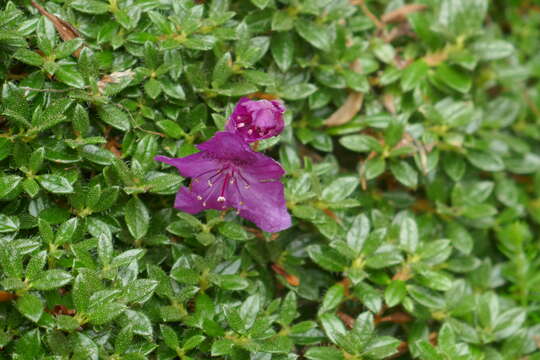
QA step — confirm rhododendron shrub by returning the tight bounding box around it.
[0,0,538,359]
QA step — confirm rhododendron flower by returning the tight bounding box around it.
[155,132,291,232]
[225,97,285,143]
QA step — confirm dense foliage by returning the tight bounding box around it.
[1,0,540,358]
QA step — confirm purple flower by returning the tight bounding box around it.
[225,97,286,143]
[155,132,291,233]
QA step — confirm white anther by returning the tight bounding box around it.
[247,129,253,135]
[217,196,226,202]
[244,185,250,189]
[202,201,207,207]
[196,195,203,200]
[208,180,213,187]
[237,122,245,128]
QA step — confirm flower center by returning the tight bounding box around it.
[191,163,250,209]
[235,114,272,137]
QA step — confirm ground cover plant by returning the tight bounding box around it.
[1,0,540,358]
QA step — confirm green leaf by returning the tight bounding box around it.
[97,104,131,131]
[364,336,401,358]
[71,0,110,14]
[319,283,345,314]
[36,174,73,194]
[295,19,331,52]
[0,138,12,161]
[73,333,99,360]
[16,293,43,322]
[384,280,406,307]
[55,66,86,88]
[443,153,466,181]
[236,36,269,67]
[0,175,22,198]
[347,214,370,255]
[218,222,250,241]
[25,251,47,280]
[390,161,418,188]
[319,313,346,344]
[401,60,428,91]
[239,294,262,330]
[97,234,113,265]
[271,32,294,72]
[279,292,298,326]
[157,119,184,139]
[57,314,81,332]
[14,329,42,359]
[272,11,294,31]
[88,302,126,325]
[161,325,179,350]
[251,0,270,9]
[144,78,162,99]
[364,157,386,180]
[212,274,249,290]
[56,218,78,245]
[212,52,234,88]
[125,197,149,240]
[22,178,40,198]
[184,35,216,50]
[31,269,72,290]
[308,245,348,272]
[407,285,445,309]
[0,214,19,233]
[161,78,186,99]
[80,145,115,165]
[211,339,234,356]
[280,83,318,100]
[436,0,488,38]
[416,267,453,291]
[305,347,344,360]
[471,39,515,61]
[13,49,44,66]
[433,63,471,93]
[467,150,504,172]
[399,217,419,253]
[111,249,145,268]
[124,279,158,303]
[321,176,358,202]
[415,339,443,360]
[56,38,84,59]
[339,134,382,153]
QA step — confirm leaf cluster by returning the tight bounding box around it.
[1,0,540,359]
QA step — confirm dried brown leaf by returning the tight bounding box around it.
[424,50,448,66]
[382,4,428,23]
[324,92,364,127]
[97,69,135,95]
[31,1,83,57]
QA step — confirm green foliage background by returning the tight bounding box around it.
[1,0,540,359]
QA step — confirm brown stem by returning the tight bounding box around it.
[31,1,84,57]
[351,0,385,30]
[0,291,17,302]
[271,263,300,287]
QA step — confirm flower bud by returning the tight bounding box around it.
[226,97,285,143]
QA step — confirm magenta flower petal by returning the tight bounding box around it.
[155,131,291,233]
[225,97,285,143]
[237,177,291,233]
[174,187,205,214]
[196,131,255,161]
[155,154,218,178]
